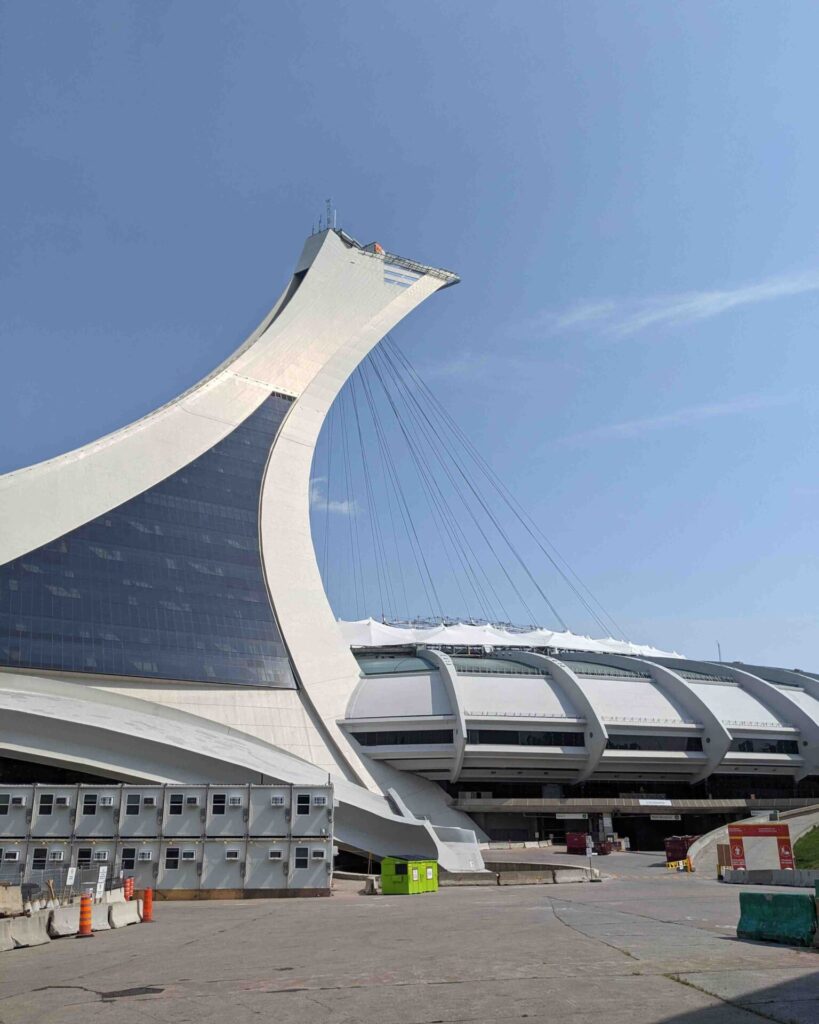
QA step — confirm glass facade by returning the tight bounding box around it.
[0,394,296,687]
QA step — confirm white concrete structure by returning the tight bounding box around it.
[0,228,483,871]
[344,650,819,785]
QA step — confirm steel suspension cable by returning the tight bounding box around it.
[359,362,483,622]
[383,335,627,638]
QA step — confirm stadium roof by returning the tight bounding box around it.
[337,618,683,658]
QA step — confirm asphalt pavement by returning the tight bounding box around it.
[1,852,817,1024]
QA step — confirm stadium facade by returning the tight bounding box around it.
[1,227,817,856]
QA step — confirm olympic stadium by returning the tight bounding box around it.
[1,225,818,862]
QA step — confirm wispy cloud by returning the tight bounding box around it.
[555,394,791,445]
[548,270,819,338]
[309,479,359,515]
[415,350,494,380]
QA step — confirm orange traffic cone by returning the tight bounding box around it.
[142,886,154,923]
[77,892,94,938]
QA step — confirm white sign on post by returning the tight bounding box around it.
[66,866,77,887]
[95,866,108,901]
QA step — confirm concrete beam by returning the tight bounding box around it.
[417,648,466,783]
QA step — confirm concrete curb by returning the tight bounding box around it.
[0,919,13,952]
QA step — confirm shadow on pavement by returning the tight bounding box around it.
[658,968,819,1023]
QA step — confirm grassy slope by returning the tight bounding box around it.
[793,825,819,869]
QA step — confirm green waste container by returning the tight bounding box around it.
[381,857,438,895]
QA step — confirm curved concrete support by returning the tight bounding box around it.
[258,231,457,793]
[417,648,467,782]
[562,653,732,782]
[707,663,819,781]
[494,651,608,781]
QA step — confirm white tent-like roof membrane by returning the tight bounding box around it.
[337,618,683,659]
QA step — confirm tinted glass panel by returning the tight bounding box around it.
[466,729,585,747]
[729,738,799,754]
[0,395,295,687]
[353,730,454,746]
[605,735,703,752]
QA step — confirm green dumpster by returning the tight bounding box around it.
[737,891,817,947]
[381,857,438,895]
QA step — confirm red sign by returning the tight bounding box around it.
[729,835,746,869]
[728,823,790,839]
[727,823,793,870]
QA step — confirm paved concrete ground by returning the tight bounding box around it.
[1,854,817,1024]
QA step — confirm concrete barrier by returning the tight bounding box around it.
[738,891,817,947]
[48,905,80,938]
[498,870,554,885]
[108,902,141,928]
[723,868,819,888]
[0,919,13,953]
[439,869,497,886]
[10,911,51,948]
[0,886,24,917]
[106,889,126,904]
[553,868,588,884]
[91,903,111,932]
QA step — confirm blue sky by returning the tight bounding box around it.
[1,2,817,666]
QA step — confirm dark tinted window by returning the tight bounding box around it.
[296,794,310,815]
[212,794,226,815]
[0,395,296,687]
[466,729,586,747]
[606,735,703,752]
[38,794,53,815]
[126,794,140,816]
[121,848,136,870]
[730,738,799,755]
[169,794,184,815]
[353,730,454,746]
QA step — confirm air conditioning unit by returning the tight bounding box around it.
[3,851,20,862]
[225,850,240,861]
[10,796,26,807]
[142,796,157,807]
[268,850,283,860]
[312,795,327,807]
[311,849,326,860]
[270,795,285,807]
[49,851,65,862]
[55,796,70,807]
[92,850,109,862]
[137,851,153,862]
[227,796,242,807]
[185,796,199,806]
[99,796,114,807]
[181,850,196,861]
